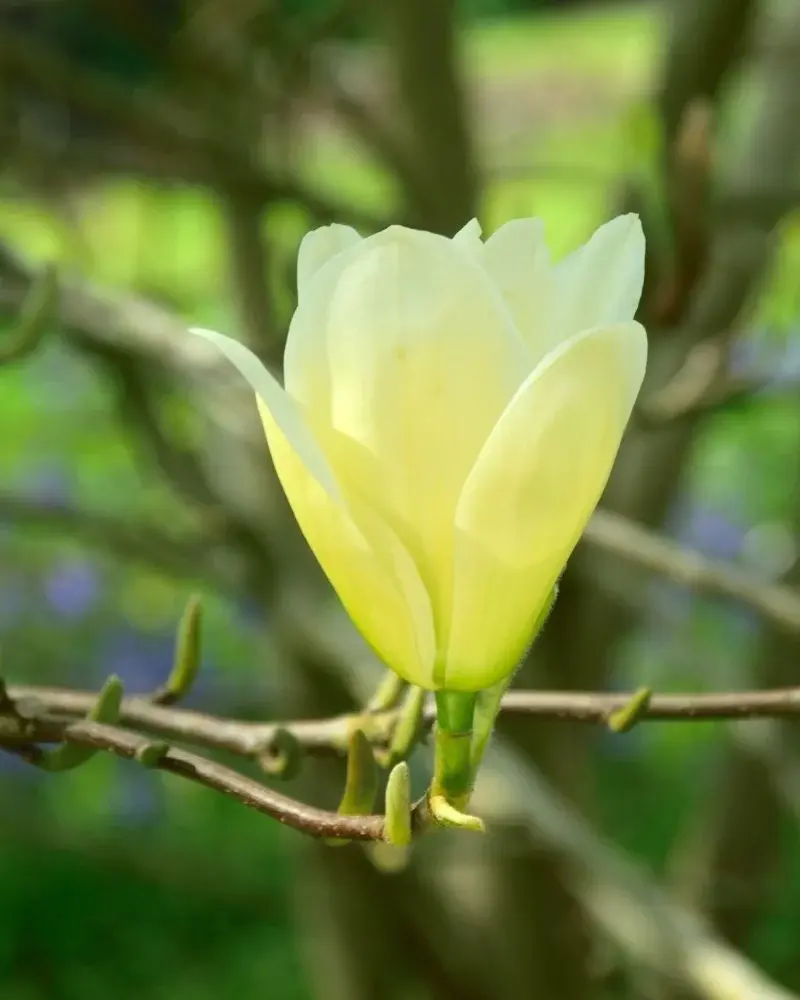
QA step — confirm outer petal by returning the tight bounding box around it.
[443,321,647,690]
[284,226,529,646]
[188,327,436,687]
[296,224,362,299]
[550,214,645,342]
[259,400,436,687]
[479,217,553,365]
[190,327,339,499]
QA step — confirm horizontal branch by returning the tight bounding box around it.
[0,491,238,589]
[10,682,800,759]
[6,679,800,842]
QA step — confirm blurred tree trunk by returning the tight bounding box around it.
[377,0,479,232]
[658,0,757,143]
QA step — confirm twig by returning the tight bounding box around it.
[9,683,800,762]
[7,678,800,844]
[7,677,800,844]
[10,719,384,841]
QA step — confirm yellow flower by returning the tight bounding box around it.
[191,215,647,691]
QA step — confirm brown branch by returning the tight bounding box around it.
[9,719,384,841]
[6,678,800,843]
[6,671,800,847]
[9,683,800,760]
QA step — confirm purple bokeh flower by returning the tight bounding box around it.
[672,500,745,561]
[98,629,176,692]
[16,460,74,508]
[45,558,100,620]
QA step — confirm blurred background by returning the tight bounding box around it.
[2,0,800,997]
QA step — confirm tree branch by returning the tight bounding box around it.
[0,28,385,232]
[8,719,384,841]
[6,678,800,845]
[0,491,234,585]
[9,682,800,760]
[583,508,800,633]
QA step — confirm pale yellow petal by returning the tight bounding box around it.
[289,226,529,661]
[451,217,483,253]
[550,214,645,342]
[479,217,553,364]
[189,327,339,498]
[259,401,436,687]
[444,322,647,690]
[188,327,435,687]
[296,224,362,299]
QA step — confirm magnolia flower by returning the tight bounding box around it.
[191,215,647,692]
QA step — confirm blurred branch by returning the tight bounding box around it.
[81,339,276,581]
[584,509,800,633]
[0,263,58,366]
[0,491,239,589]
[0,29,386,231]
[375,0,478,231]
[479,740,800,1000]
[221,189,280,356]
[637,338,763,423]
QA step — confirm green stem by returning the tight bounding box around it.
[470,584,560,774]
[470,674,515,774]
[431,690,477,809]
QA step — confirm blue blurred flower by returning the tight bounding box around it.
[673,501,745,560]
[16,460,74,507]
[45,558,100,620]
[98,628,176,692]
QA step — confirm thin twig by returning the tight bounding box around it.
[10,720,384,841]
[9,683,800,761]
[6,680,800,842]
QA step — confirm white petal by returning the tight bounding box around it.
[550,214,645,342]
[444,321,647,690]
[451,217,483,253]
[284,226,529,668]
[479,217,553,364]
[296,224,362,298]
[188,326,435,686]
